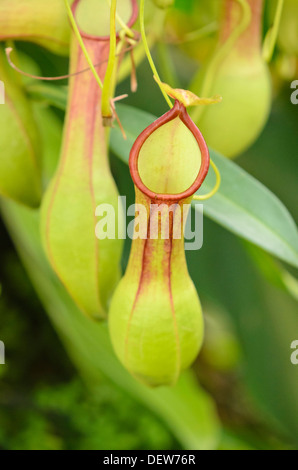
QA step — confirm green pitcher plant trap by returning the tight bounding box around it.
[40,0,138,320]
[0,0,297,451]
[109,99,211,386]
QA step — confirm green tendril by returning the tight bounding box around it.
[263,0,285,62]
[140,0,173,108]
[102,0,118,120]
[192,159,221,201]
[63,0,103,90]
[106,0,135,38]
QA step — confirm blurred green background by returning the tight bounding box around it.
[0,0,297,450]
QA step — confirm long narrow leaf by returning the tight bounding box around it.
[110,104,298,269]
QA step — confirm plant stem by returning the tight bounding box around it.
[117,34,155,84]
[102,0,118,121]
[63,0,103,90]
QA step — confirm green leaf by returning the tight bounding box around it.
[110,104,298,269]
[197,151,298,270]
[27,83,68,111]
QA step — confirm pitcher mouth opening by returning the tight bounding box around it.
[72,0,138,41]
[129,100,210,203]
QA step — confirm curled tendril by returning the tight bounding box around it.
[5,42,139,82]
[192,159,221,201]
